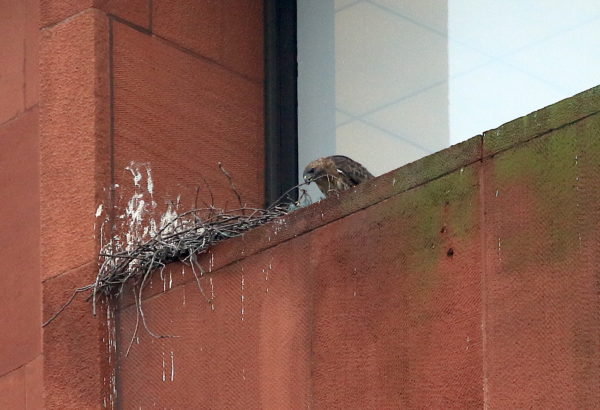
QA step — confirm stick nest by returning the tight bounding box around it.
[95,202,292,301]
[43,163,310,331]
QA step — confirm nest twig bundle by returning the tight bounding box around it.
[42,162,310,343]
[94,203,293,310]
[95,204,289,297]
[99,202,297,353]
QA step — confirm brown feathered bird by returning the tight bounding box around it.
[303,155,374,197]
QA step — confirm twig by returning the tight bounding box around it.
[218,162,244,212]
[42,285,94,327]
[137,256,176,339]
[125,286,141,357]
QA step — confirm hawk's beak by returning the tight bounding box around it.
[303,167,316,183]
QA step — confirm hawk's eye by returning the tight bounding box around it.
[307,167,315,175]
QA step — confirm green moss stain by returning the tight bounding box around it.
[491,113,600,271]
[386,165,480,307]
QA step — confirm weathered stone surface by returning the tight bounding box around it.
[40,9,110,280]
[43,263,113,409]
[117,242,313,409]
[0,0,25,124]
[0,109,41,376]
[25,0,40,109]
[483,113,600,408]
[312,164,483,408]
[0,367,26,410]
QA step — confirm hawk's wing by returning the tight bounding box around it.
[330,155,374,186]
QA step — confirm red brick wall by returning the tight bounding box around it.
[116,86,600,409]
[0,0,42,408]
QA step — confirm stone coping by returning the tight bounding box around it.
[118,84,600,308]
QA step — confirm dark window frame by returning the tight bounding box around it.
[264,0,299,206]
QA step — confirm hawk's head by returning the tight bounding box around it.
[302,158,330,183]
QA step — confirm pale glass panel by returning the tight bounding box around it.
[335,2,447,116]
[449,0,600,142]
[372,0,448,33]
[334,0,359,10]
[336,121,429,177]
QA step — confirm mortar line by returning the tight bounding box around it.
[482,109,600,159]
[309,241,316,409]
[0,353,42,380]
[22,37,27,110]
[0,104,38,129]
[107,17,120,409]
[42,260,96,284]
[109,16,262,85]
[152,33,263,85]
[108,14,151,35]
[108,16,116,229]
[148,0,153,31]
[478,146,489,408]
[40,8,95,30]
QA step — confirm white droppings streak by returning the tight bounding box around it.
[264,266,270,294]
[160,203,179,234]
[146,166,154,196]
[162,352,166,382]
[241,269,245,321]
[209,277,215,311]
[126,163,143,187]
[497,238,502,261]
[170,351,175,382]
[95,204,104,217]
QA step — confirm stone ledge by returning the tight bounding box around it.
[118,83,600,307]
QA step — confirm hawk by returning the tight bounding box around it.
[303,155,374,197]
